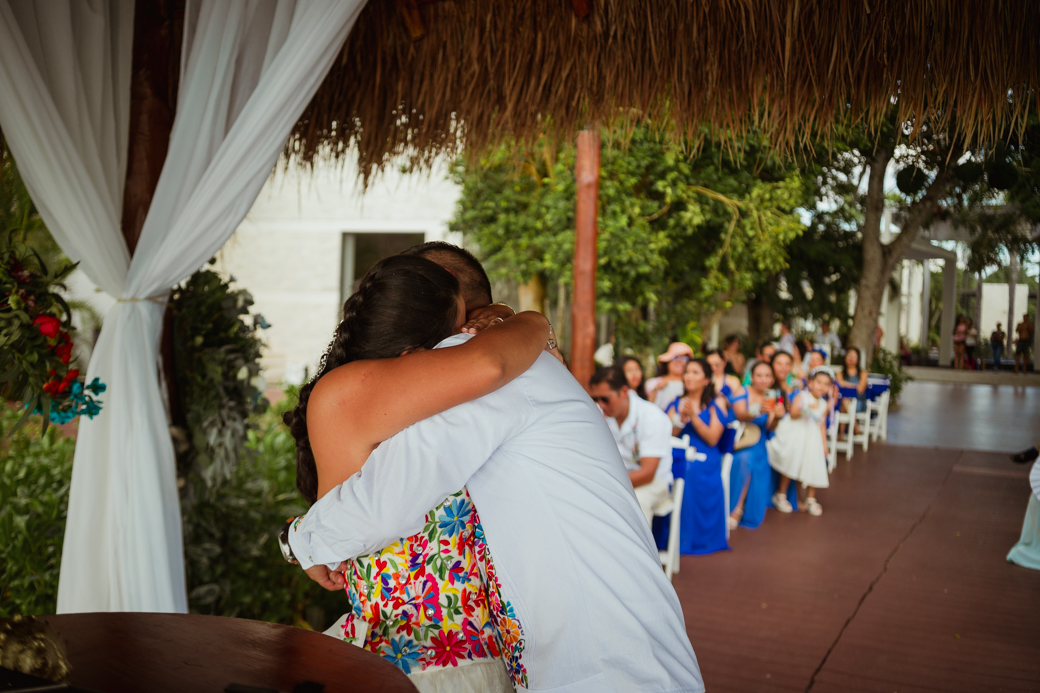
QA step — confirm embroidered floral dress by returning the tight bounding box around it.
[335,488,528,688]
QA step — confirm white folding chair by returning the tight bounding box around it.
[852,398,872,452]
[657,437,704,581]
[867,376,891,442]
[834,399,857,460]
[827,407,839,470]
[720,422,742,539]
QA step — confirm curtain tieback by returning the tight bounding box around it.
[116,294,169,307]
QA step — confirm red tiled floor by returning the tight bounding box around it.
[673,444,1040,692]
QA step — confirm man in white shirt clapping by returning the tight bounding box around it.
[590,366,675,525]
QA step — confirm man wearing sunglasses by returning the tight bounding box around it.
[590,365,674,525]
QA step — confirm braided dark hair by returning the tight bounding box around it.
[283,254,461,504]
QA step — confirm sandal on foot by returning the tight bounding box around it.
[728,506,744,530]
[771,493,793,514]
[805,497,823,516]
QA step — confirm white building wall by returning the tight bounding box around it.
[215,159,462,383]
[980,283,1029,341]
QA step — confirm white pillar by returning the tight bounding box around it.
[940,257,956,366]
[920,259,931,349]
[1008,252,1018,345]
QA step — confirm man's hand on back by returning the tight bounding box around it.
[305,562,348,591]
[461,304,515,334]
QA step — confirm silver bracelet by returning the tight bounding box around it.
[278,517,300,565]
[547,322,557,350]
[490,302,515,315]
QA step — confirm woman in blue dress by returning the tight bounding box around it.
[730,361,786,529]
[704,349,745,458]
[670,357,729,555]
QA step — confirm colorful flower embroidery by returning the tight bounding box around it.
[340,488,527,686]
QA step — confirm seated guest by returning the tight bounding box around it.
[671,358,729,555]
[590,366,674,525]
[815,322,843,362]
[646,342,694,414]
[801,349,826,387]
[722,334,745,377]
[617,355,649,400]
[835,346,868,416]
[743,341,777,387]
[731,361,786,529]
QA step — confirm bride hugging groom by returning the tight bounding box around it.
[280,242,704,693]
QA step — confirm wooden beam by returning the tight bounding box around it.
[122,0,185,429]
[570,129,599,389]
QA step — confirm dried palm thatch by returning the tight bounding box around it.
[289,0,1040,178]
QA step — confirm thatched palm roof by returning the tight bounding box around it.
[289,0,1040,174]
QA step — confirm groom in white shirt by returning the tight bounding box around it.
[288,245,704,693]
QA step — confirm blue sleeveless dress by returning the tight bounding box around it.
[716,383,738,455]
[677,404,729,555]
[729,405,773,529]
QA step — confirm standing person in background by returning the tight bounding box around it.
[767,368,834,516]
[617,355,649,400]
[730,361,786,529]
[590,366,674,525]
[990,322,1007,371]
[743,341,777,387]
[722,334,745,378]
[766,350,801,511]
[815,322,843,363]
[953,315,967,370]
[673,358,729,555]
[777,322,796,355]
[646,342,694,412]
[1015,313,1034,374]
[965,318,979,370]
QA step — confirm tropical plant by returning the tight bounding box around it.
[451,124,808,354]
[0,406,75,617]
[869,346,913,404]
[0,397,346,629]
[170,266,269,488]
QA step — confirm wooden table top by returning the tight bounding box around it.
[29,613,417,693]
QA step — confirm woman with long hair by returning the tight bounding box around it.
[617,355,648,400]
[835,346,868,419]
[671,358,729,555]
[283,254,551,690]
[728,361,786,529]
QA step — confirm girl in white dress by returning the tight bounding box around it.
[768,368,834,516]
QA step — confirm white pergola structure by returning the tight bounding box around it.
[0,0,366,613]
[900,239,957,365]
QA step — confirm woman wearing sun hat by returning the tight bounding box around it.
[645,342,694,415]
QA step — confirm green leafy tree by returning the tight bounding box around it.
[450,126,808,354]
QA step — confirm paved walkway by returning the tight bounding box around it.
[673,381,1040,692]
[905,366,1040,387]
[888,381,1040,452]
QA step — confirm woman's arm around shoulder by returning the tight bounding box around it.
[308,311,550,491]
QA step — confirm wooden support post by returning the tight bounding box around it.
[570,130,599,389]
[122,0,184,427]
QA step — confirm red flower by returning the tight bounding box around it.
[54,333,73,364]
[429,630,467,667]
[33,315,61,339]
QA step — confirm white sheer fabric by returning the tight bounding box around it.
[0,0,365,612]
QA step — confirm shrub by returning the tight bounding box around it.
[870,346,913,404]
[0,406,74,617]
[0,397,348,629]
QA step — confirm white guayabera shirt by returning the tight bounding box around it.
[290,333,704,693]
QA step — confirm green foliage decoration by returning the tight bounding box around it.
[869,346,912,405]
[450,125,808,353]
[0,396,347,628]
[170,267,269,488]
[0,406,75,617]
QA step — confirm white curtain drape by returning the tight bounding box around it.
[0,0,365,613]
